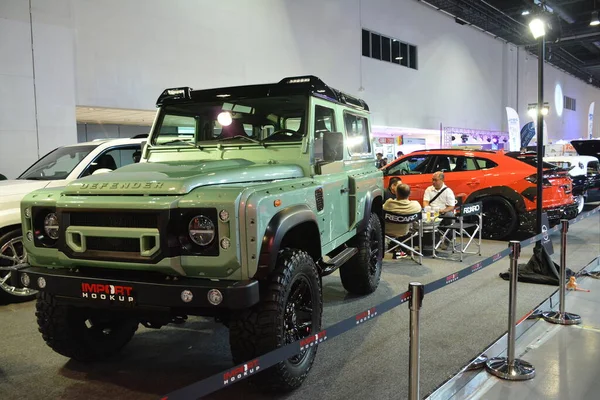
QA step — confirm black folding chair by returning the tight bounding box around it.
[384,211,423,265]
[435,201,482,261]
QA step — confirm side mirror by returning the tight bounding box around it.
[92,168,113,176]
[323,131,344,162]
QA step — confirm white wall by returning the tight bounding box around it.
[1,0,599,179]
[0,0,77,179]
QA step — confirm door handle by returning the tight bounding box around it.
[340,187,349,194]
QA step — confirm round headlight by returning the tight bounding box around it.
[188,215,215,246]
[44,213,59,240]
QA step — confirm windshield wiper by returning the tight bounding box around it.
[217,136,264,145]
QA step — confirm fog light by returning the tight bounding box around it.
[21,273,30,287]
[181,290,193,303]
[26,231,33,242]
[207,289,223,305]
[25,208,31,218]
[219,209,229,222]
[37,277,46,289]
[220,237,231,249]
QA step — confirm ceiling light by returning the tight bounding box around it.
[395,57,403,60]
[591,11,600,26]
[529,17,546,38]
[522,10,530,16]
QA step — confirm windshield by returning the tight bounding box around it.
[18,145,97,180]
[151,96,307,146]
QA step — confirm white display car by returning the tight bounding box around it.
[0,136,147,301]
[544,155,600,214]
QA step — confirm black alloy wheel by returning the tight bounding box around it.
[481,196,518,240]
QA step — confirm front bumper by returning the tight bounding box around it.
[519,202,579,232]
[7,264,259,310]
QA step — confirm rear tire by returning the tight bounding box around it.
[229,248,322,392]
[481,196,518,240]
[36,292,139,361]
[340,213,383,295]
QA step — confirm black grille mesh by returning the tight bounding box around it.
[86,237,140,252]
[69,212,158,228]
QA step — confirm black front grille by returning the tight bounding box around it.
[69,212,158,228]
[87,237,140,252]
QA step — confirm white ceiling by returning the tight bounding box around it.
[76,106,157,126]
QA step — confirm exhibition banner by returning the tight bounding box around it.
[520,122,535,147]
[505,107,521,151]
[589,102,595,139]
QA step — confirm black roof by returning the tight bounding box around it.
[156,75,369,111]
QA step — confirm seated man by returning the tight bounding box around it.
[423,171,456,220]
[383,183,422,258]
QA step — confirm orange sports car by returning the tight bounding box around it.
[382,149,578,240]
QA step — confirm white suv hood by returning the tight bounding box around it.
[0,180,51,197]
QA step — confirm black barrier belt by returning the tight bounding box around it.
[163,206,600,399]
[424,247,513,294]
[163,290,412,400]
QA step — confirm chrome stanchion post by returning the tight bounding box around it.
[543,219,582,325]
[486,241,535,380]
[408,282,424,400]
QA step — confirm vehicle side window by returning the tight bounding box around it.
[313,105,336,162]
[386,156,430,175]
[475,158,497,169]
[344,112,370,155]
[430,156,452,173]
[81,145,142,177]
[450,156,479,172]
[589,161,600,175]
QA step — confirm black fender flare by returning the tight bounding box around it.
[464,186,526,213]
[357,189,383,233]
[257,204,320,275]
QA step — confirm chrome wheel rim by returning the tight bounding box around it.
[576,195,585,214]
[0,236,37,297]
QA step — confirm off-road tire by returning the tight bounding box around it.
[481,196,518,240]
[0,228,37,302]
[229,248,322,392]
[340,213,383,295]
[36,291,139,361]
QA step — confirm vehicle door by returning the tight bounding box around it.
[383,154,434,203]
[439,155,486,204]
[78,144,144,178]
[312,101,349,243]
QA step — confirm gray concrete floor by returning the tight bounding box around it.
[0,203,598,400]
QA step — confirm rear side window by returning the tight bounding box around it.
[449,156,478,172]
[589,161,600,175]
[475,158,497,169]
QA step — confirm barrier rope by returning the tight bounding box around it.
[163,205,600,400]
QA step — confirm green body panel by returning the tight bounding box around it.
[21,89,384,283]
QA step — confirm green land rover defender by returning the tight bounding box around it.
[11,76,384,390]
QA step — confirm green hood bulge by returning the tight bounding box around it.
[65,159,305,195]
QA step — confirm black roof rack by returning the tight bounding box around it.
[156,75,369,111]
